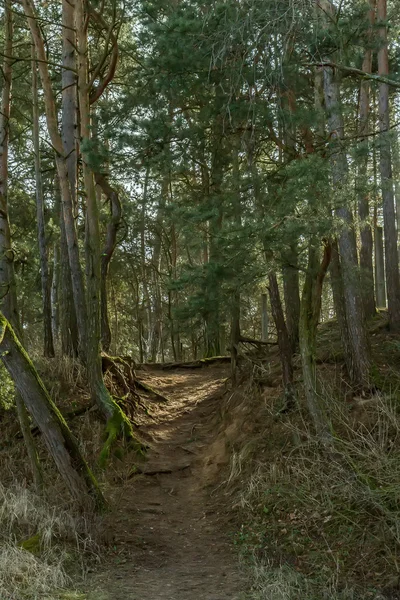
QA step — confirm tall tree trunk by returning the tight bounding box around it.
[322,63,371,388]
[282,247,300,352]
[299,239,331,437]
[330,240,351,368]
[230,141,241,382]
[357,0,376,319]
[261,293,269,342]
[53,174,78,356]
[23,0,88,359]
[51,243,60,346]
[0,1,43,492]
[0,3,19,331]
[150,179,167,362]
[281,68,300,352]
[140,166,151,360]
[377,0,400,330]
[60,0,80,355]
[375,225,387,307]
[32,49,54,357]
[205,91,224,357]
[75,0,137,457]
[268,272,295,406]
[95,173,122,352]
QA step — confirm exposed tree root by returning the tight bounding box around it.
[99,404,145,468]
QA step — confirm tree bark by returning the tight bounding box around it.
[261,293,269,342]
[323,63,371,388]
[357,0,376,319]
[230,141,241,383]
[282,247,300,352]
[94,173,122,352]
[15,393,43,494]
[32,48,54,357]
[0,1,19,331]
[22,0,88,359]
[60,0,80,355]
[268,272,295,405]
[0,1,44,492]
[51,243,60,346]
[299,239,331,437]
[377,0,400,329]
[0,314,104,508]
[75,0,137,457]
[375,225,387,307]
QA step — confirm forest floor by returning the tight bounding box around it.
[85,364,246,600]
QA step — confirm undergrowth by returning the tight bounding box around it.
[230,374,400,599]
[0,483,98,599]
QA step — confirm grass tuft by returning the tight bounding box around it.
[0,483,98,599]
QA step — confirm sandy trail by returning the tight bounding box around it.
[87,366,245,600]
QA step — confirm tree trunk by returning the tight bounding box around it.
[330,240,351,370]
[51,243,60,346]
[55,175,78,357]
[268,272,295,405]
[299,239,331,437]
[15,393,44,494]
[230,142,241,382]
[0,1,44,492]
[32,48,54,357]
[375,225,387,308]
[140,166,151,361]
[94,173,122,352]
[60,0,80,355]
[75,0,137,459]
[0,1,19,331]
[282,246,300,352]
[23,0,88,359]
[261,293,269,342]
[357,0,376,319]
[62,0,77,212]
[377,0,400,330]
[0,315,104,508]
[323,63,370,388]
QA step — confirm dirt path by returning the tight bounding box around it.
[87,366,246,600]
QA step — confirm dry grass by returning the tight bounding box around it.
[228,376,400,599]
[34,355,88,406]
[0,483,97,599]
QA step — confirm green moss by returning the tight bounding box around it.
[99,403,145,468]
[18,533,41,554]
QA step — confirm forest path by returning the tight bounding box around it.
[86,365,246,600]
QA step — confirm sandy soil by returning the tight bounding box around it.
[86,366,246,600]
